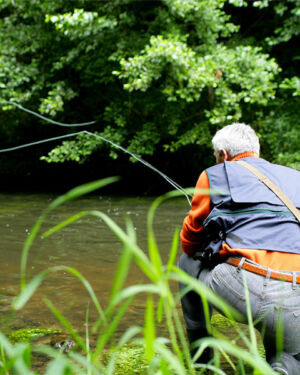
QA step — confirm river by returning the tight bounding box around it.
[0,192,188,337]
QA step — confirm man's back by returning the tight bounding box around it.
[204,156,300,256]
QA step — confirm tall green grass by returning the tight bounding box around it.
[0,179,278,374]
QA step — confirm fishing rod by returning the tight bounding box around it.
[0,101,192,205]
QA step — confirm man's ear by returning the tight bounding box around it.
[221,149,232,161]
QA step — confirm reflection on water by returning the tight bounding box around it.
[0,193,188,336]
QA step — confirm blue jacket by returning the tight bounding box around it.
[203,157,300,257]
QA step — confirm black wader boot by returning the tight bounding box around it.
[187,328,214,364]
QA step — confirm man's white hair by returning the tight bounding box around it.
[212,122,260,157]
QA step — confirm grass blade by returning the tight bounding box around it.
[47,177,119,211]
[109,245,133,303]
[167,228,179,275]
[195,337,274,375]
[13,269,49,310]
[42,211,88,238]
[154,340,186,375]
[144,295,155,361]
[43,297,85,350]
[172,268,242,321]
[20,177,119,290]
[14,266,106,326]
[93,296,134,359]
[242,272,257,350]
[89,211,156,282]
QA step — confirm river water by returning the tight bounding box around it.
[0,192,189,338]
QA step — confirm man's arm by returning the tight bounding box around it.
[180,171,211,255]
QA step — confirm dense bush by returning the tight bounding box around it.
[0,0,299,190]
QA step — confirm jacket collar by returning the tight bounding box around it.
[232,152,259,161]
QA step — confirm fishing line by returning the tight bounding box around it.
[0,131,86,152]
[83,131,192,205]
[2,101,96,127]
[0,102,192,204]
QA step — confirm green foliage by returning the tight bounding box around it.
[257,97,300,169]
[264,0,300,45]
[276,152,300,171]
[0,0,299,172]
[39,82,77,117]
[118,36,278,106]
[280,76,300,96]
[45,8,117,39]
[163,0,239,42]
[40,132,99,163]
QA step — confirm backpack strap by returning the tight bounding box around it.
[236,160,300,223]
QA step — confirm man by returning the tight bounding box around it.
[178,123,300,374]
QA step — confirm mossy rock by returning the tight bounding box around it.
[9,328,62,344]
[211,313,266,373]
[211,314,239,329]
[104,345,149,375]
